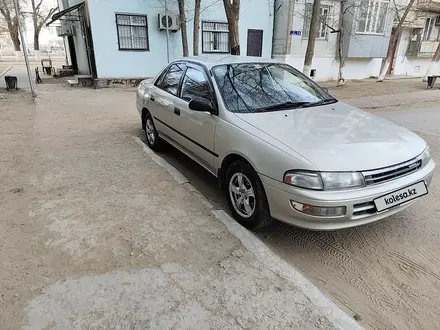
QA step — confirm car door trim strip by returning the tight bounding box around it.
[154,116,219,158]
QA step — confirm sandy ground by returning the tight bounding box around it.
[1,78,439,330]
[322,78,440,111]
[0,87,359,329]
[149,82,440,330]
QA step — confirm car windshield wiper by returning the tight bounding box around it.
[302,98,338,107]
[258,101,311,112]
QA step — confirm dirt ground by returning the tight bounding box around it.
[0,88,358,329]
[1,78,439,330]
[322,78,440,111]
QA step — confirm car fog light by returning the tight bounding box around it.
[290,201,346,217]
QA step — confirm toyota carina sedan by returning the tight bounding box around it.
[136,56,435,230]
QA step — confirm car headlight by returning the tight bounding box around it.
[283,171,365,190]
[419,146,431,167]
[320,172,365,190]
[284,171,324,190]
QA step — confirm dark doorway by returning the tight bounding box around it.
[67,36,78,74]
[247,29,263,57]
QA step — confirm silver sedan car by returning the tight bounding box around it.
[136,56,435,230]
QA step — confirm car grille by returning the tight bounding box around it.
[362,158,422,186]
[352,201,377,219]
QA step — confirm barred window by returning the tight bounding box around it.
[202,21,229,53]
[116,14,149,51]
[303,4,330,39]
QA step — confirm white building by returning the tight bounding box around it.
[391,0,440,77]
[273,0,396,81]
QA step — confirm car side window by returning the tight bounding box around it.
[159,63,186,95]
[180,67,212,102]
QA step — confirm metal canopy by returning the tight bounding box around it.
[46,1,85,27]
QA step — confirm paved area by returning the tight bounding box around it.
[0,88,359,329]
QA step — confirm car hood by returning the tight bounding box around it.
[234,102,426,171]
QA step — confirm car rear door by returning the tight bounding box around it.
[148,63,186,139]
[171,64,218,173]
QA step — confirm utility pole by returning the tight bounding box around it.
[165,0,170,63]
[13,0,36,97]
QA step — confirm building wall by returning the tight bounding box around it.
[58,0,91,75]
[392,24,440,77]
[87,0,274,78]
[273,0,393,81]
[342,0,393,58]
[272,0,293,55]
[274,0,391,81]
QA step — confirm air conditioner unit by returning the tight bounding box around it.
[158,13,180,31]
[435,15,440,26]
[56,21,75,37]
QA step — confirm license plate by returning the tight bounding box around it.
[374,181,428,212]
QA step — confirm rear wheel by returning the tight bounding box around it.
[143,111,163,151]
[225,160,272,230]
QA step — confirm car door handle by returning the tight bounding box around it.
[149,96,155,102]
[174,108,181,116]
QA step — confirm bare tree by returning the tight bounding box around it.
[0,0,21,58]
[303,0,321,76]
[193,0,201,56]
[223,0,240,55]
[178,0,189,56]
[377,0,416,81]
[23,0,57,61]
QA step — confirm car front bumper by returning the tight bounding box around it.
[261,159,436,230]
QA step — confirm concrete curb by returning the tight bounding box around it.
[133,136,363,330]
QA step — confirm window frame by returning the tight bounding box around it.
[180,66,215,104]
[302,4,331,40]
[115,13,150,51]
[355,0,390,35]
[155,62,187,96]
[422,17,435,41]
[153,61,219,114]
[201,21,230,54]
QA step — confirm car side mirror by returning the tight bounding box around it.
[321,87,329,93]
[188,97,214,113]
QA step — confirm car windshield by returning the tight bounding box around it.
[211,63,336,113]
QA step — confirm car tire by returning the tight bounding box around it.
[143,111,163,151]
[225,160,273,230]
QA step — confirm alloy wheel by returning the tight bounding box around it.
[229,172,256,218]
[145,118,156,145]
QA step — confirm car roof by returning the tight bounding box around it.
[173,55,280,69]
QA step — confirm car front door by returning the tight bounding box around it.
[172,64,218,174]
[148,63,186,139]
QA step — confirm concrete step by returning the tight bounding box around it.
[67,79,78,87]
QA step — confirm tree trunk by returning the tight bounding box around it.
[337,0,346,86]
[303,0,321,76]
[423,42,440,81]
[8,23,20,52]
[178,0,189,57]
[223,0,240,55]
[193,0,201,56]
[228,14,240,55]
[34,31,40,60]
[34,29,40,51]
[377,0,416,81]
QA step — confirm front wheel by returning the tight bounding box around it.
[225,160,273,230]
